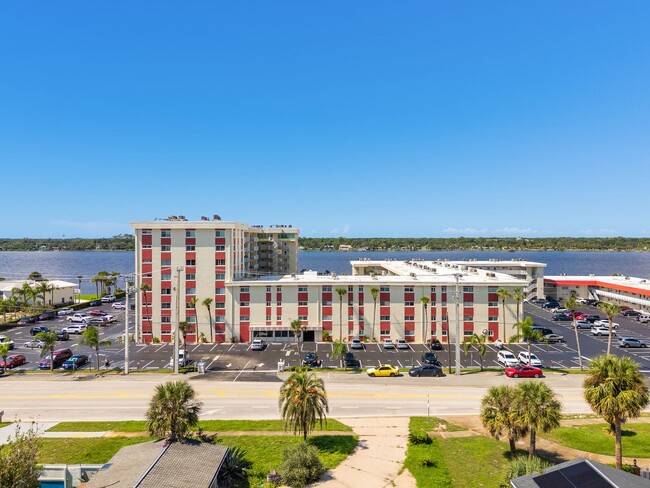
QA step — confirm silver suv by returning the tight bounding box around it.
[619,337,647,348]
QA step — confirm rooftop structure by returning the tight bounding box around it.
[545,274,650,310]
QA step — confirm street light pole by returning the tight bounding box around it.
[173,266,184,374]
[124,274,131,375]
[454,273,462,376]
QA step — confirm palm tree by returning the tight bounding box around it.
[420,296,430,344]
[35,281,49,307]
[370,287,379,341]
[290,319,304,362]
[509,316,545,365]
[278,369,328,440]
[79,325,113,371]
[91,274,101,298]
[462,333,487,371]
[140,283,151,330]
[497,288,511,342]
[598,302,621,355]
[109,272,120,295]
[0,342,10,374]
[480,385,526,455]
[514,381,561,458]
[202,297,214,342]
[335,287,347,342]
[178,321,189,366]
[331,339,347,369]
[513,287,525,323]
[564,293,584,370]
[583,355,650,469]
[188,297,198,343]
[146,380,203,441]
[36,331,58,371]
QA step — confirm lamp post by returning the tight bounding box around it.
[173,266,184,374]
[124,274,133,375]
[453,273,462,376]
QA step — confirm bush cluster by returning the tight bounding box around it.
[279,442,325,488]
[409,430,432,445]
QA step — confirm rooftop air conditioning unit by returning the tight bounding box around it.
[213,214,221,221]
[201,216,209,221]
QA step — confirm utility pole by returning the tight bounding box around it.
[173,266,184,374]
[124,275,131,375]
[454,273,462,376]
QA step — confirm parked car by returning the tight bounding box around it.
[38,310,59,321]
[88,317,109,326]
[517,352,542,367]
[0,335,15,350]
[38,348,73,369]
[621,310,642,317]
[426,338,443,350]
[67,313,91,323]
[638,314,650,324]
[530,298,547,305]
[408,364,444,377]
[0,354,26,369]
[57,307,74,315]
[497,350,519,367]
[542,301,560,309]
[618,337,647,348]
[584,299,599,306]
[575,320,592,329]
[543,333,565,343]
[250,339,267,350]
[56,330,70,341]
[350,338,364,350]
[367,364,400,377]
[17,316,38,325]
[552,314,572,322]
[344,352,361,368]
[101,295,116,303]
[583,315,602,323]
[89,300,102,306]
[62,354,89,370]
[551,307,568,314]
[395,339,409,349]
[62,324,87,335]
[302,352,322,368]
[421,352,441,366]
[30,326,51,336]
[382,339,395,349]
[89,309,108,317]
[591,326,616,337]
[594,319,619,329]
[505,365,543,378]
[24,339,45,348]
[111,302,126,309]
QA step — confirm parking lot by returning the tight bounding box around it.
[3,301,650,381]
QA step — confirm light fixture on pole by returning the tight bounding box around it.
[453,273,463,376]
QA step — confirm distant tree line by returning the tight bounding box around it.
[2,235,650,252]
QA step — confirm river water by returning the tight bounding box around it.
[1,250,650,294]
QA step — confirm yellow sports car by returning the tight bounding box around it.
[366,364,400,377]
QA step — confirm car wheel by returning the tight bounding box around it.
[642,344,647,348]
[390,372,396,377]
[513,374,519,378]
[370,372,376,377]
[534,374,540,378]
[597,333,602,336]
[624,344,629,348]
[415,373,420,377]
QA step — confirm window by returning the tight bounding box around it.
[464,315,473,321]
[162,245,171,252]
[266,286,271,292]
[240,315,250,321]
[216,273,225,280]
[404,286,414,292]
[442,315,448,322]
[142,244,151,249]
[405,301,414,306]
[348,286,354,292]
[215,245,225,251]
[348,315,354,321]
[161,303,171,309]
[186,288,196,295]
[488,302,498,307]
[240,302,249,307]
[277,301,282,306]
[299,315,307,320]
[441,286,447,292]
[322,315,332,320]
[186,316,196,323]
[464,330,473,336]
[142,229,152,235]
[488,286,498,292]
[380,301,390,306]
[463,286,474,292]
[359,299,364,306]
[161,316,171,323]
[277,315,282,321]
[380,315,390,321]
[266,301,272,306]
[186,273,195,281]
[298,301,307,306]
[215,259,225,265]
[380,329,390,335]
[322,286,332,292]
[489,316,499,322]
[161,274,171,281]
[161,288,171,295]
[298,286,308,292]
[430,286,436,292]
[488,330,494,336]
[186,302,193,309]
[358,316,365,323]
[464,301,474,307]
[380,286,390,292]
[162,259,171,266]
[358,286,364,292]
[161,230,171,237]
[322,301,331,306]
[405,330,414,336]
[215,303,225,309]
[186,230,195,238]
[215,230,225,237]
[186,259,196,266]
[265,315,272,321]
[441,330,448,336]
[240,287,249,293]
[215,288,225,294]
[276,287,282,292]
[186,245,195,251]
[143,259,152,264]
[405,315,414,321]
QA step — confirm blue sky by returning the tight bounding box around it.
[2,2,649,238]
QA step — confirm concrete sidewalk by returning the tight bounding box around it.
[0,421,60,444]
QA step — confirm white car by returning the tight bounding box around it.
[593,319,619,329]
[591,326,616,337]
[102,314,117,323]
[350,338,364,350]
[62,324,87,335]
[382,339,395,349]
[67,313,91,323]
[24,339,45,348]
[111,302,126,309]
[250,339,267,351]
[0,335,15,350]
[101,295,116,303]
[517,352,542,367]
[395,339,409,349]
[497,350,519,367]
[57,307,74,315]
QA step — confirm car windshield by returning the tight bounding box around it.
[504,353,515,359]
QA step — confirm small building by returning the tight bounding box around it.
[0,279,76,306]
[545,275,650,312]
[338,244,353,251]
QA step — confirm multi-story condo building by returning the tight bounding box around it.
[132,216,527,343]
[545,274,650,311]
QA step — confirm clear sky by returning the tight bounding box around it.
[2,2,649,238]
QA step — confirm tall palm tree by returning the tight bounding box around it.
[480,385,526,455]
[290,319,304,362]
[462,333,487,371]
[140,283,151,331]
[514,381,561,458]
[564,293,584,370]
[278,369,329,440]
[79,325,113,371]
[598,302,621,355]
[420,296,430,344]
[91,274,101,298]
[188,297,198,343]
[583,355,650,469]
[331,339,347,369]
[509,316,545,365]
[497,288,511,342]
[35,281,49,306]
[146,380,203,441]
[36,331,58,371]
[513,287,525,323]
[202,297,214,343]
[0,342,10,374]
[370,287,379,341]
[335,287,347,342]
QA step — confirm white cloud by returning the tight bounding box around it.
[330,224,350,235]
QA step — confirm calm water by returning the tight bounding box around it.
[1,250,650,293]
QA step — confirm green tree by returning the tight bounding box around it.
[36,331,58,371]
[370,287,379,341]
[278,369,329,440]
[335,287,347,342]
[497,288,511,342]
[146,380,203,441]
[27,271,44,281]
[420,295,430,344]
[564,293,584,370]
[583,355,650,469]
[0,342,10,374]
[0,423,41,488]
[290,319,305,362]
[462,333,487,371]
[331,339,347,369]
[513,287,525,323]
[598,302,622,355]
[218,446,252,488]
[202,297,213,342]
[480,385,526,455]
[514,381,561,458]
[79,326,112,371]
[35,281,49,307]
[509,316,545,366]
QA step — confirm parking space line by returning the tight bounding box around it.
[191,345,201,352]
[207,355,220,370]
[228,344,236,352]
[233,360,252,382]
[155,344,165,353]
[209,343,219,352]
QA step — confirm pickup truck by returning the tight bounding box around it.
[67,313,91,323]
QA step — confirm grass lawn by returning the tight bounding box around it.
[38,437,152,464]
[0,422,12,428]
[410,417,466,433]
[48,419,352,433]
[541,423,650,458]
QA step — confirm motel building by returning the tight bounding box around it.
[131,216,531,344]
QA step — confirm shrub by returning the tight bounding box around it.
[409,430,432,445]
[218,446,252,487]
[152,337,161,344]
[503,455,554,483]
[279,442,325,488]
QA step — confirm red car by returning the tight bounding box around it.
[505,364,543,378]
[89,310,108,317]
[1,354,27,369]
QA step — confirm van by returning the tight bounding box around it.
[39,348,73,369]
[638,314,650,324]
